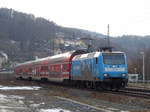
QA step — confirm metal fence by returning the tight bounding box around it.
[0,71,14,80]
[129,80,150,84]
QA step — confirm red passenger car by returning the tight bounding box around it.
[15,50,86,82]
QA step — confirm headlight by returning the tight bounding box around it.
[104,74,109,77]
[122,74,126,77]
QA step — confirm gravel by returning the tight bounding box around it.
[0,74,149,112]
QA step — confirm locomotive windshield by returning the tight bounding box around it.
[102,53,125,65]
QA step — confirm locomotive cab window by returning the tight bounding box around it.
[102,53,125,65]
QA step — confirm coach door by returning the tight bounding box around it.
[35,66,40,78]
[62,63,70,79]
[40,66,49,78]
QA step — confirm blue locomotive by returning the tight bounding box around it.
[71,49,128,90]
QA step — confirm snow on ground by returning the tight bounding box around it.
[0,94,8,102]
[0,85,41,90]
[0,94,25,103]
[0,93,26,111]
[30,102,45,108]
[0,93,72,112]
[9,95,25,99]
[40,108,72,112]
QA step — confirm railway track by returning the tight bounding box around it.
[40,81,150,99]
[125,87,150,93]
[111,87,150,99]
[16,79,150,99]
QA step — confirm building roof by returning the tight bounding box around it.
[0,52,8,60]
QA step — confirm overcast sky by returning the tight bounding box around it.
[1,0,150,36]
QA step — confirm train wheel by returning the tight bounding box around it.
[121,82,125,88]
[93,82,98,90]
[111,84,120,91]
[100,83,110,91]
[86,81,92,89]
[28,77,32,81]
[17,77,23,80]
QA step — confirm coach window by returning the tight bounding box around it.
[41,66,48,71]
[52,66,54,72]
[29,68,32,72]
[55,65,58,72]
[53,65,56,72]
[19,69,23,73]
[56,65,60,72]
[60,64,63,71]
[25,68,28,72]
[55,65,57,72]
[54,65,56,72]
[63,64,67,71]
[51,66,54,72]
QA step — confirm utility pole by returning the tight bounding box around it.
[140,52,145,82]
[107,24,110,47]
[143,53,145,82]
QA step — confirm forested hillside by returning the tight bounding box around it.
[0,8,105,61]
